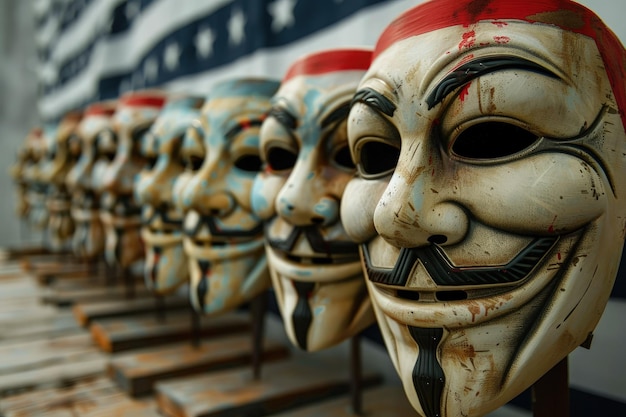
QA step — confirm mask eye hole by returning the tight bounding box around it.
[358,140,400,177]
[266,146,297,172]
[144,155,157,170]
[234,154,263,172]
[185,155,204,172]
[451,122,538,160]
[332,145,356,171]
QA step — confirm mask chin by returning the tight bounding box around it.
[101,214,144,268]
[142,235,188,294]
[265,245,373,351]
[184,237,270,316]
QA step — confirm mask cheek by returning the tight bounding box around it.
[251,173,284,220]
[341,177,385,243]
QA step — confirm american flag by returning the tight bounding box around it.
[34,0,417,121]
[32,1,626,416]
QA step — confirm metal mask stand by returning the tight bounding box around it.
[532,356,570,417]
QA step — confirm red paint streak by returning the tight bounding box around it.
[492,21,508,28]
[240,118,251,129]
[458,30,476,50]
[453,54,475,71]
[469,304,480,323]
[119,94,166,108]
[494,35,511,44]
[372,0,626,132]
[283,49,372,81]
[459,83,471,102]
[557,252,562,261]
[85,103,116,116]
[548,215,558,233]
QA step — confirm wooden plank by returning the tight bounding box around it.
[0,275,46,302]
[0,246,50,262]
[0,333,98,377]
[0,375,150,417]
[0,310,82,344]
[155,357,383,417]
[0,354,107,395]
[0,304,60,328]
[72,295,190,327]
[0,376,116,416]
[109,334,290,397]
[0,263,30,277]
[269,385,418,416]
[78,400,161,417]
[90,311,251,353]
[43,285,153,307]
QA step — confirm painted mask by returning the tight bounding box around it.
[342,1,626,416]
[178,79,279,315]
[100,91,166,268]
[10,127,44,219]
[23,125,51,230]
[251,49,375,351]
[66,102,117,261]
[40,111,83,251]
[134,96,204,294]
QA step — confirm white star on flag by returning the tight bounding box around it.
[164,42,181,71]
[143,57,159,81]
[228,8,246,46]
[268,0,297,32]
[195,27,216,58]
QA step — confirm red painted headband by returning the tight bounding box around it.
[118,93,166,108]
[85,103,116,117]
[283,49,372,82]
[374,0,626,129]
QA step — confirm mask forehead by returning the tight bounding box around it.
[372,0,626,130]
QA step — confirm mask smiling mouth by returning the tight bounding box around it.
[184,214,264,248]
[142,205,183,234]
[267,225,360,265]
[102,195,142,218]
[363,236,558,302]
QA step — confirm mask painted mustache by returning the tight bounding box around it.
[142,205,183,228]
[184,214,263,239]
[363,236,558,288]
[103,195,141,217]
[266,224,359,257]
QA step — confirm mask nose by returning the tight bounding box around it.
[373,153,469,249]
[275,155,339,227]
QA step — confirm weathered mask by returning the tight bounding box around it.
[134,96,204,294]
[10,127,44,219]
[66,102,116,261]
[251,49,375,351]
[178,79,278,315]
[342,0,626,416]
[23,125,50,230]
[40,111,83,251]
[100,92,166,268]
